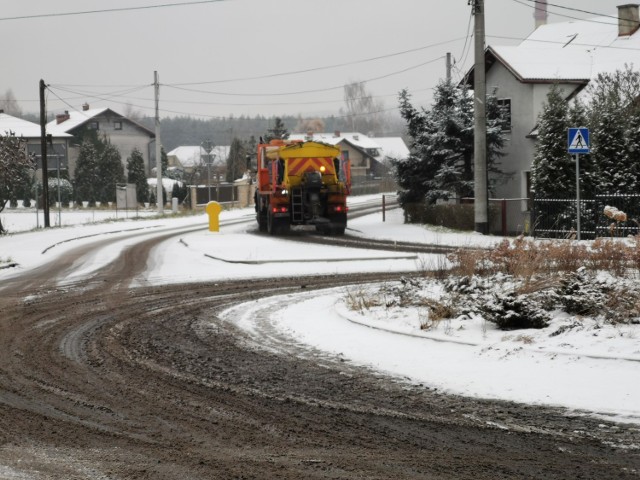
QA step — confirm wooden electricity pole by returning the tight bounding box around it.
[154,71,163,215]
[39,79,50,228]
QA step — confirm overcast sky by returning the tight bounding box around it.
[0,0,630,120]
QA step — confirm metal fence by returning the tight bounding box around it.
[532,194,640,239]
[194,184,238,205]
[349,177,397,196]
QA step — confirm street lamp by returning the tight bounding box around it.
[201,140,215,202]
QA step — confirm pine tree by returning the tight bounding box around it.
[531,84,576,198]
[588,67,640,194]
[264,117,289,142]
[74,141,101,207]
[624,108,640,192]
[0,134,33,233]
[394,89,438,207]
[394,81,505,208]
[226,137,247,182]
[127,147,149,204]
[97,142,124,203]
[161,146,169,176]
[568,99,596,198]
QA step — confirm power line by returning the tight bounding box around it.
[46,85,436,109]
[46,83,429,121]
[165,37,465,87]
[508,0,617,26]
[0,0,226,22]
[516,0,625,23]
[164,55,446,97]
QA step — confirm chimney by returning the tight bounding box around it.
[334,130,341,137]
[82,102,90,111]
[0,109,4,114]
[56,111,70,124]
[534,0,548,29]
[618,4,640,36]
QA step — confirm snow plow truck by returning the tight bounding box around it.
[254,139,351,235]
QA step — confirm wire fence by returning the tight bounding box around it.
[532,194,640,239]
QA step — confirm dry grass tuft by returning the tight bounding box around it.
[447,236,640,280]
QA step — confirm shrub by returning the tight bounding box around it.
[401,202,500,231]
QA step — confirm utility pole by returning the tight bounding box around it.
[446,52,452,83]
[471,0,488,234]
[39,79,50,228]
[154,71,163,215]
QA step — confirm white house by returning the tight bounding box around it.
[46,105,156,178]
[166,145,230,181]
[287,131,409,179]
[0,112,72,179]
[464,4,640,233]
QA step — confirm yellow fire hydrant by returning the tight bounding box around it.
[205,201,222,232]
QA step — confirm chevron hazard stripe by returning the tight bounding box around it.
[287,157,335,176]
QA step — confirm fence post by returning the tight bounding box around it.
[531,195,536,238]
[382,195,386,222]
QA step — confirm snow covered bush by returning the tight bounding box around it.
[480,291,550,330]
[0,133,34,233]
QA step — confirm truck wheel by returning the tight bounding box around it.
[329,214,347,235]
[267,211,276,235]
[268,216,290,235]
[258,212,267,232]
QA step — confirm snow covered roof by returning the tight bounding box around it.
[288,132,382,150]
[470,10,640,85]
[167,145,229,167]
[45,107,154,137]
[45,108,110,136]
[373,137,410,161]
[0,113,71,139]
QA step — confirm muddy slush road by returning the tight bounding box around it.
[0,221,639,479]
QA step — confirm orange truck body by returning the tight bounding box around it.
[254,139,351,235]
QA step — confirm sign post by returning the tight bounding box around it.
[568,127,590,240]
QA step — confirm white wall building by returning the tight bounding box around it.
[464,4,640,233]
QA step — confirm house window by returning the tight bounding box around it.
[497,99,511,132]
[88,121,99,130]
[113,121,123,130]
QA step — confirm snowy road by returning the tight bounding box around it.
[0,199,639,478]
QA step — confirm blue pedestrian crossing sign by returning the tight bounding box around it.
[568,127,590,154]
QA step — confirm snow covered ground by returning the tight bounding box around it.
[1,195,638,426]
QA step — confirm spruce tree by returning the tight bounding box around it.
[127,147,149,204]
[394,81,505,208]
[97,142,125,203]
[264,117,289,142]
[161,146,169,176]
[394,89,438,207]
[226,137,247,182]
[0,134,33,233]
[624,107,640,193]
[74,141,101,207]
[588,67,640,194]
[531,84,575,198]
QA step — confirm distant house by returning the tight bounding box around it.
[45,104,155,179]
[287,131,409,179]
[0,111,71,180]
[462,4,640,233]
[166,145,230,181]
